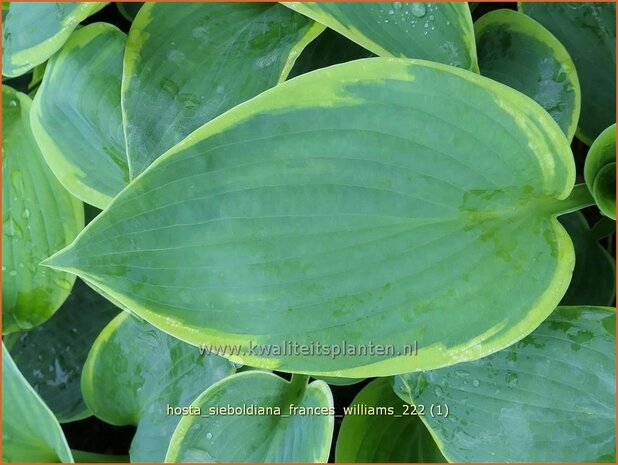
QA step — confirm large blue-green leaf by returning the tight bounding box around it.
[519,2,616,144]
[394,306,616,462]
[4,279,119,423]
[166,373,334,462]
[335,377,445,462]
[584,123,616,219]
[122,2,323,178]
[475,9,580,140]
[46,58,587,376]
[284,1,478,71]
[81,312,235,462]
[2,86,84,334]
[2,2,107,77]
[2,344,73,463]
[31,23,128,209]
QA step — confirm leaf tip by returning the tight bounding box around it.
[41,246,75,272]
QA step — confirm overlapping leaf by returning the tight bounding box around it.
[2,86,84,334]
[81,312,235,462]
[4,278,119,422]
[394,306,616,462]
[122,2,324,177]
[166,373,334,462]
[335,377,445,463]
[2,2,107,77]
[284,2,478,71]
[31,23,128,209]
[559,212,615,305]
[2,344,73,463]
[46,59,586,376]
[289,28,374,78]
[520,2,616,144]
[475,9,580,140]
[584,123,616,219]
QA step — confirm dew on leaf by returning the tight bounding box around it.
[409,2,427,18]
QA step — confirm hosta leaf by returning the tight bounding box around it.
[289,27,374,78]
[4,279,119,423]
[584,123,616,219]
[31,23,128,209]
[116,2,142,22]
[2,344,73,463]
[81,312,235,462]
[559,212,615,306]
[283,2,478,71]
[47,58,584,377]
[2,86,84,334]
[166,373,334,462]
[314,375,366,387]
[122,2,324,178]
[519,2,616,144]
[394,306,616,463]
[2,2,107,77]
[335,377,445,463]
[475,9,580,140]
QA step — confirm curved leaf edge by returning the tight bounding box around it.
[46,57,577,377]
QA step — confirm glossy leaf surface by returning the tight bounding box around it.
[122,2,323,177]
[335,377,445,463]
[31,23,129,209]
[394,306,616,462]
[2,344,73,463]
[5,279,119,423]
[166,372,334,462]
[584,123,616,219]
[2,2,107,77]
[48,58,579,376]
[81,312,235,462]
[2,86,84,334]
[284,1,477,71]
[475,9,580,140]
[520,2,616,143]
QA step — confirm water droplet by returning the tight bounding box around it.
[429,14,435,21]
[424,22,429,28]
[18,263,24,269]
[206,432,213,440]
[8,270,17,277]
[393,2,403,11]
[167,49,185,62]
[1,266,5,271]
[388,9,394,15]
[410,2,427,18]
[472,379,480,387]
[434,386,443,396]
[256,52,277,69]
[455,369,469,378]
[22,208,30,219]
[9,99,17,107]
